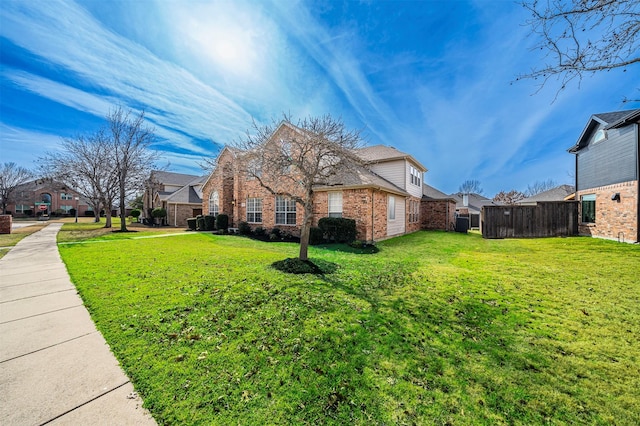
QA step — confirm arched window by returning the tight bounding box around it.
[209,191,219,216]
[593,129,607,144]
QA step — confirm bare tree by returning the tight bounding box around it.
[525,178,558,196]
[518,0,640,96]
[493,189,526,204]
[0,162,32,214]
[458,179,484,195]
[107,107,159,232]
[40,131,118,227]
[235,114,364,261]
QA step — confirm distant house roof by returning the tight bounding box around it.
[449,192,495,214]
[569,109,640,153]
[160,175,206,204]
[422,184,451,200]
[355,145,427,172]
[518,184,575,204]
[150,170,200,187]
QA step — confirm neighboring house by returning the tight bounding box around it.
[422,184,456,231]
[517,184,575,205]
[143,171,204,226]
[5,178,89,217]
[201,121,432,241]
[568,108,640,243]
[450,192,495,229]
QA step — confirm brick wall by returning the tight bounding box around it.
[421,199,456,231]
[577,180,638,243]
[167,204,201,228]
[405,197,422,234]
[0,215,11,234]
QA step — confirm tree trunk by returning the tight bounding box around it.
[298,200,313,261]
[104,201,112,228]
[119,183,127,232]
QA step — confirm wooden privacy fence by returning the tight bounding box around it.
[482,201,578,239]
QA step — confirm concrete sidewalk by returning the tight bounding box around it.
[0,223,156,425]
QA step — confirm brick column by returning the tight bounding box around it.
[0,215,12,234]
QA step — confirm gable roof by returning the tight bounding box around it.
[355,145,427,172]
[569,109,640,153]
[518,184,575,204]
[150,170,199,187]
[314,163,409,196]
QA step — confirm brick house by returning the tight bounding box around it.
[201,121,434,242]
[5,178,89,217]
[143,171,205,226]
[568,109,640,243]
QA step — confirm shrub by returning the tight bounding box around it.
[204,215,216,231]
[318,217,357,243]
[270,228,282,239]
[69,208,77,217]
[238,221,252,235]
[151,208,167,218]
[254,226,266,237]
[216,214,229,231]
[196,215,206,231]
[130,209,141,220]
[186,218,197,231]
[309,226,325,245]
[24,210,33,216]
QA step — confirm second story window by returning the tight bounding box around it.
[60,193,73,200]
[410,166,421,187]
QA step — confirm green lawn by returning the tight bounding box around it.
[58,231,640,425]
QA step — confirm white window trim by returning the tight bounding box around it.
[246,197,263,223]
[275,195,296,225]
[209,191,219,216]
[328,191,343,218]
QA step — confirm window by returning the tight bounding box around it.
[409,200,420,223]
[275,195,296,225]
[60,193,73,200]
[328,192,343,218]
[16,205,30,213]
[410,166,421,187]
[593,129,607,144]
[581,194,596,223]
[388,195,396,220]
[60,205,73,213]
[247,159,262,180]
[209,191,219,216]
[246,198,263,223]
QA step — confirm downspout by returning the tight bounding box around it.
[636,122,639,243]
[371,189,375,242]
[174,203,178,227]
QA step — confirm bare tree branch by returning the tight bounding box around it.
[517,0,640,97]
[0,163,33,214]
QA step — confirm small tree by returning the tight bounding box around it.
[0,162,32,214]
[151,207,166,225]
[234,114,364,261]
[458,179,483,195]
[130,208,141,222]
[493,190,526,205]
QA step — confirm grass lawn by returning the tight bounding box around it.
[58,230,640,425]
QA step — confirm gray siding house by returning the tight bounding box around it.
[568,109,640,243]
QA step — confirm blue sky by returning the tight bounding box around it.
[1,0,638,196]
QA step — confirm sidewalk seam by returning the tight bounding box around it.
[0,288,76,304]
[0,303,84,324]
[0,331,97,364]
[38,380,131,426]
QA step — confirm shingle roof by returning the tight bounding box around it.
[165,184,202,204]
[314,164,409,196]
[594,110,640,126]
[355,145,427,171]
[422,184,450,200]
[150,170,199,186]
[449,193,495,214]
[518,185,575,203]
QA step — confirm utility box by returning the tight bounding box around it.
[455,217,469,233]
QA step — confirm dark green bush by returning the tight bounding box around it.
[318,217,357,243]
[151,208,167,218]
[216,214,229,231]
[130,209,141,219]
[238,221,252,235]
[254,226,266,237]
[270,228,282,239]
[186,218,197,231]
[204,215,216,231]
[196,215,206,231]
[309,226,325,245]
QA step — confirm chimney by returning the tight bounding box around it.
[463,194,469,207]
